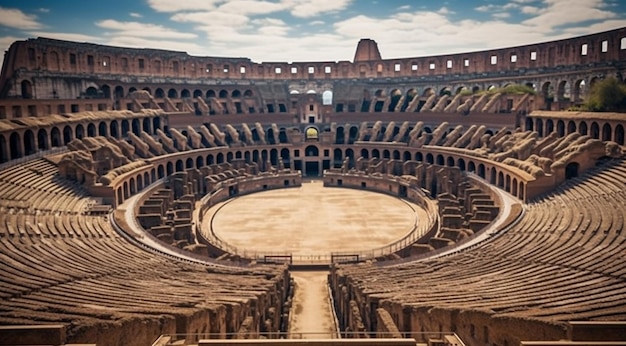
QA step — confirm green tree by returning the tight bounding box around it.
[585,77,626,112]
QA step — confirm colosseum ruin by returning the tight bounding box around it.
[0,26,625,346]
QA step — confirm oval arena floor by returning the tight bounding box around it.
[206,180,427,259]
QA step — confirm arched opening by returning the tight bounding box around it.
[567,120,576,134]
[541,82,554,110]
[615,124,624,145]
[155,88,165,98]
[602,123,612,141]
[565,162,579,179]
[270,149,278,166]
[579,121,588,135]
[168,88,178,98]
[335,126,345,144]
[388,89,402,111]
[132,119,141,136]
[361,148,369,159]
[75,124,84,139]
[63,126,72,144]
[114,86,124,99]
[426,153,434,164]
[0,135,6,163]
[525,117,534,131]
[415,152,423,161]
[37,129,48,150]
[181,89,190,98]
[193,89,203,98]
[50,127,61,147]
[9,132,21,159]
[98,122,107,136]
[206,90,216,98]
[457,158,466,171]
[196,156,204,169]
[121,120,130,137]
[305,145,319,157]
[166,162,174,176]
[372,149,380,159]
[322,90,333,105]
[280,148,290,168]
[478,164,485,179]
[186,158,194,169]
[436,155,444,166]
[217,153,224,164]
[446,156,455,167]
[158,165,165,179]
[305,127,319,141]
[536,118,544,137]
[546,119,554,135]
[110,121,119,138]
[86,123,96,137]
[176,159,184,172]
[556,120,565,137]
[24,130,35,156]
[590,122,600,139]
[219,90,228,98]
[21,80,33,99]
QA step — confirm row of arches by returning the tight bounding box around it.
[112,144,532,206]
[0,117,163,163]
[525,117,625,145]
[97,84,255,100]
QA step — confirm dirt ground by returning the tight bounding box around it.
[210,180,422,257]
[288,270,337,338]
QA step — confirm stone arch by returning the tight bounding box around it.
[196,155,204,169]
[422,87,434,96]
[244,89,253,97]
[114,86,124,99]
[132,119,141,136]
[37,129,48,150]
[98,121,107,136]
[101,84,111,99]
[50,127,61,147]
[348,126,359,144]
[590,122,600,139]
[155,88,165,98]
[497,171,505,188]
[446,156,455,167]
[75,124,85,139]
[206,90,216,98]
[335,126,345,144]
[181,89,190,98]
[573,79,586,102]
[0,134,6,163]
[166,162,174,176]
[129,177,136,195]
[167,88,178,98]
[426,153,434,164]
[21,80,33,99]
[536,118,544,137]
[110,121,119,138]
[305,127,319,141]
[436,154,444,166]
[415,152,423,161]
[439,87,452,96]
[383,150,390,159]
[402,88,418,111]
[545,119,554,135]
[602,123,612,141]
[388,89,402,111]
[270,148,278,166]
[541,81,554,109]
[176,159,184,172]
[457,158,466,171]
[565,162,579,179]
[579,121,588,135]
[158,164,165,179]
[232,89,241,98]
[62,125,72,144]
[556,120,565,137]
[467,160,475,173]
[556,80,570,101]
[478,164,485,179]
[615,124,624,145]
[372,149,380,159]
[567,120,576,134]
[219,90,228,98]
[9,132,21,159]
[361,148,369,159]
[193,89,203,98]
[322,90,333,105]
[24,130,35,156]
[525,117,534,131]
[217,152,224,164]
[305,145,319,157]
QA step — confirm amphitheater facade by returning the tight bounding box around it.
[0,26,625,346]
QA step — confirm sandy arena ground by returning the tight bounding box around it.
[209,180,422,257]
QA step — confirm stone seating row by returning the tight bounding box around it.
[331,159,626,345]
[0,160,290,344]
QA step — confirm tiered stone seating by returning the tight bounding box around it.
[331,159,626,346]
[0,160,289,345]
[0,159,93,214]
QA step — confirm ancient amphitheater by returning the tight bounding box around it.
[0,27,625,346]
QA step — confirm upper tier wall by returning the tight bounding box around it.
[2,28,625,84]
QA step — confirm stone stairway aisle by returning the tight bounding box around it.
[288,270,339,339]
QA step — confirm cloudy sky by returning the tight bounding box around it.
[1,0,625,68]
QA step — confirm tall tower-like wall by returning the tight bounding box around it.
[353,38,382,62]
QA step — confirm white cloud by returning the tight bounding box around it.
[397,5,411,11]
[522,0,617,29]
[0,7,42,30]
[217,1,288,15]
[493,12,511,19]
[95,19,198,39]
[309,20,325,25]
[129,12,143,18]
[104,36,206,54]
[146,0,219,12]
[0,35,25,70]
[38,8,50,13]
[437,7,454,15]
[27,32,100,42]
[521,6,541,14]
[286,0,353,18]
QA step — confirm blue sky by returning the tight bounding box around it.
[0,0,625,68]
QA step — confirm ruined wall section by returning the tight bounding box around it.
[4,28,625,99]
